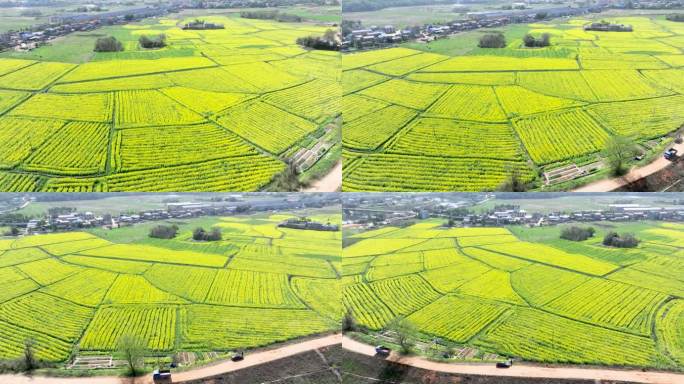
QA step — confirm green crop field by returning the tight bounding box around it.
[0,212,340,363]
[342,15,684,191]
[343,220,684,368]
[0,14,340,192]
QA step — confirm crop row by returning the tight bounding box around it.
[205,269,304,308]
[545,278,667,335]
[343,153,534,192]
[111,123,256,172]
[388,118,522,161]
[512,109,609,165]
[407,295,508,343]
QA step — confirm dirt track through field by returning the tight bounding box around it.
[0,334,342,384]
[342,336,684,384]
[573,142,684,192]
[302,161,342,192]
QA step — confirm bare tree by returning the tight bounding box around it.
[23,338,36,371]
[342,309,357,332]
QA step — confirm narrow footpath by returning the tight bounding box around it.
[574,142,684,192]
[302,161,342,192]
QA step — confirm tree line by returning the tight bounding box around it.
[94,34,166,52]
[343,0,452,12]
[297,29,339,51]
[240,10,302,22]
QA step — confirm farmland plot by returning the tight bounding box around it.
[206,269,304,308]
[581,70,672,101]
[0,62,74,90]
[512,109,609,164]
[23,121,109,175]
[0,214,341,362]
[180,305,333,350]
[104,155,284,192]
[425,85,507,122]
[0,118,64,169]
[58,57,215,83]
[263,79,341,123]
[388,118,521,160]
[0,90,29,113]
[342,94,389,122]
[359,79,448,110]
[111,123,256,171]
[0,17,338,192]
[344,220,683,368]
[160,87,254,115]
[544,278,667,335]
[0,58,34,77]
[10,93,113,122]
[343,105,416,151]
[475,308,659,366]
[216,101,317,154]
[406,72,516,86]
[586,95,684,139]
[406,296,508,343]
[343,154,534,192]
[342,70,389,94]
[342,16,684,191]
[517,71,597,102]
[366,52,448,76]
[115,90,204,128]
[342,47,420,70]
[81,306,177,351]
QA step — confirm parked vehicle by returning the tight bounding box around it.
[231,350,245,362]
[496,359,513,368]
[664,148,678,161]
[375,345,391,356]
[152,369,172,383]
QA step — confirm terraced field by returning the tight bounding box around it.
[342,16,684,191]
[0,213,340,362]
[0,15,340,192]
[343,220,684,368]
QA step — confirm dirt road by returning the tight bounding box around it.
[302,161,341,192]
[574,142,684,192]
[343,337,684,384]
[0,334,342,384]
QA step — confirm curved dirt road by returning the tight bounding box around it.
[573,142,684,192]
[343,337,684,384]
[302,161,341,192]
[0,334,342,384]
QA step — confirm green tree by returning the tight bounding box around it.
[342,310,357,332]
[497,168,528,192]
[267,161,304,192]
[116,333,145,376]
[603,135,636,176]
[478,33,506,48]
[386,318,416,355]
[23,338,36,371]
[94,36,123,52]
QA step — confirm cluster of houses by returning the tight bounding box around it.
[182,19,225,30]
[620,0,684,9]
[12,194,339,235]
[1,6,173,52]
[342,5,597,50]
[452,203,684,227]
[343,193,684,230]
[277,217,339,231]
[584,20,633,31]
